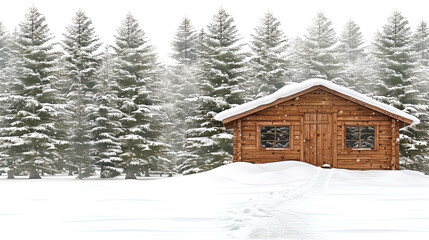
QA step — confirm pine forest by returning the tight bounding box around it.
[0,7,428,178]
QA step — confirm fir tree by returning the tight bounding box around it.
[113,13,168,179]
[372,11,415,107]
[0,30,19,177]
[249,12,290,99]
[338,20,365,63]
[92,47,123,178]
[180,8,247,174]
[165,17,199,168]
[0,22,10,69]
[299,12,341,81]
[340,55,377,94]
[0,22,11,176]
[163,65,199,168]
[288,36,307,81]
[171,17,197,65]
[412,21,429,66]
[0,7,60,179]
[60,10,101,178]
[337,20,373,92]
[410,20,429,173]
[195,28,208,59]
[372,11,428,172]
[0,21,10,112]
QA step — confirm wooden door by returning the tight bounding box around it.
[303,113,334,166]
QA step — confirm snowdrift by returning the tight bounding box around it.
[2,161,429,240]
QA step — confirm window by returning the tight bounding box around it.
[345,126,375,149]
[260,126,290,148]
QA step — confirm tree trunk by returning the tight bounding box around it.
[29,168,41,179]
[77,163,82,179]
[125,168,136,179]
[7,170,15,179]
[144,165,150,177]
[68,168,73,176]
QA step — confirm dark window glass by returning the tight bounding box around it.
[346,140,359,148]
[260,126,290,148]
[361,126,374,133]
[345,126,375,149]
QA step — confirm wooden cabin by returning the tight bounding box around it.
[215,79,419,170]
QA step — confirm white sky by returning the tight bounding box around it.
[1,0,428,63]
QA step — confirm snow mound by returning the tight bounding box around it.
[208,160,316,175]
[198,161,320,185]
[215,78,419,125]
[322,167,429,186]
[193,160,429,186]
[371,170,429,185]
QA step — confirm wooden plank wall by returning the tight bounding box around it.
[233,89,398,170]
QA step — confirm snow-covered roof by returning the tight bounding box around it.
[215,78,420,125]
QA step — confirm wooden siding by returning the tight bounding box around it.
[232,89,400,170]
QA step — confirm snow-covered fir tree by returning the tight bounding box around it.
[180,8,247,174]
[288,36,307,81]
[0,22,11,176]
[336,20,375,92]
[113,13,169,179]
[0,7,60,179]
[0,29,21,176]
[372,11,416,107]
[338,20,365,63]
[298,12,342,82]
[0,22,10,116]
[410,20,429,173]
[60,10,101,178]
[372,11,428,172]
[92,47,123,178]
[171,17,198,65]
[195,28,208,59]
[412,21,429,108]
[248,12,290,99]
[165,17,199,168]
[164,66,200,169]
[0,21,10,109]
[412,21,429,66]
[0,22,10,69]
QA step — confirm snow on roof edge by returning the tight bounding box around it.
[214,78,420,125]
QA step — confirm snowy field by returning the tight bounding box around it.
[1,161,429,240]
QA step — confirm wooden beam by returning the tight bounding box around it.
[395,121,400,169]
[300,113,304,163]
[391,119,396,170]
[333,112,338,168]
[237,119,242,162]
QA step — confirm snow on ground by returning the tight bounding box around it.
[1,161,429,240]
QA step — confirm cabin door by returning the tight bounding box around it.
[303,113,334,166]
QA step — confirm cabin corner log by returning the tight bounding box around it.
[237,119,242,162]
[391,119,395,170]
[333,112,338,168]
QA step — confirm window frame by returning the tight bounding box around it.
[257,122,293,150]
[344,125,377,150]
